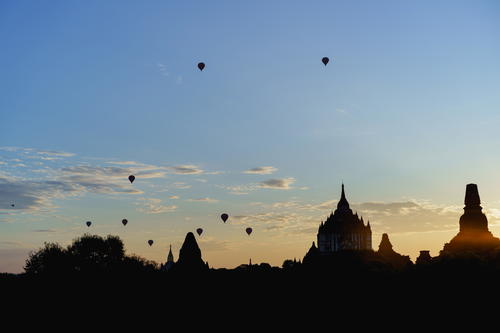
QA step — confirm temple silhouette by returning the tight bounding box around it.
[316,184,372,252]
[441,183,500,254]
[164,232,209,273]
[160,245,175,271]
[303,184,410,270]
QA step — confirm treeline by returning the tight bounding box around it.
[5,234,500,290]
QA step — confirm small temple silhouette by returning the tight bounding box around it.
[316,184,372,252]
[170,232,209,272]
[160,245,175,271]
[441,183,500,255]
[416,250,432,265]
[377,233,412,269]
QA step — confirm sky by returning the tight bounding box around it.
[1,1,500,273]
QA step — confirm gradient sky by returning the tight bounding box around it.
[1,1,500,273]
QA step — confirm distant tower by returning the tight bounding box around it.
[442,184,500,254]
[167,245,174,263]
[162,245,175,271]
[378,233,394,254]
[416,250,432,265]
[376,233,412,268]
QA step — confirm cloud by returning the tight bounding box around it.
[157,63,169,76]
[106,161,141,166]
[0,147,226,216]
[57,165,166,194]
[136,198,177,214]
[218,178,297,194]
[222,196,472,241]
[258,178,295,190]
[0,147,33,152]
[170,165,204,175]
[33,229,56,233]
[349,200,462,234]
[243,166,278,175]
[0,176,79,211]
[205,171,224,175]
[198,238,231,252]
[58,166,145,195]
[217,184,258,195]
[187,197,219,203]
[0,164,147,212]
[36,150,75,157]
[61,165,165,179]
[172,182,191,189]
[0,147,74,158]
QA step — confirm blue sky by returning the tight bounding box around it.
[1,1,500,272]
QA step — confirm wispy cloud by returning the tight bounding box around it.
[0,176,81,212]
[172,182,191,189]
[157,63,169,76]
[36,150,75,157]
[243,166,277,175]
[137,198,177,214]
[105,161,141,166]
[198,237,231,252]
[258,178,295,190]
[217,184,258,195]
[0,147,74,158]
[187,197,219,203]
[170,165,203,175]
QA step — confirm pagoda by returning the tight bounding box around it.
[316,184,372,252]
[441,184,500,254]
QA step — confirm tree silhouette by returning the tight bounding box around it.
[24,234,157,276]
[67,234,125,273]
[25,242,69,275]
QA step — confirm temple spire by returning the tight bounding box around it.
[464,183,481,207]
[167,244,174,263]
[337,183,350,210]
[459,183,488,232]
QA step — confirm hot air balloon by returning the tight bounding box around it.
[148,240,154,246]
[221,213,229,223]
[246,227,252,236]
[322,57,329,66]
[196,228,203,236]
[86,221,92,227]
[128,175,135,183]
[197,62,205,71]
[122,219,128,226]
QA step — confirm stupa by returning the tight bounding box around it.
[441,184,500,254]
